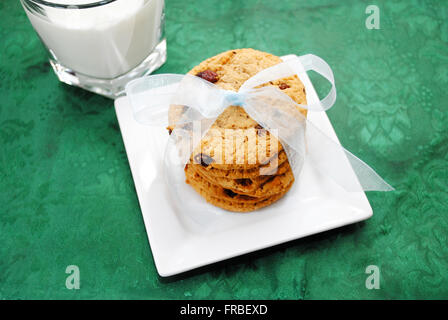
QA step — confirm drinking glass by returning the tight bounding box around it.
[21,0,166,98]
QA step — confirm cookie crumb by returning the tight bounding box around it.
[255,124,265,136]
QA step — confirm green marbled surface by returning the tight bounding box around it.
[0,0,447,299]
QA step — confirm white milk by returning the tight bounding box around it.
[24,0,164,79]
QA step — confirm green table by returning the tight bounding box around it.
[1,0,447,299]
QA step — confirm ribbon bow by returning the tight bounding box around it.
[126,54,393,192]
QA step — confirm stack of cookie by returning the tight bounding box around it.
[168,49,307,212]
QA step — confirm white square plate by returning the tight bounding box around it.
[114,58,372,277]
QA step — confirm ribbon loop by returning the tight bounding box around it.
[298,54,337,111]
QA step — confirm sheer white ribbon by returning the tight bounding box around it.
[126,54,393,192]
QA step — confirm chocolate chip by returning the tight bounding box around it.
[255,124,263,130]
[239,194,256,200]
[279,83,290,90]
[261,175,276,187]
[168,128,173,135]
[196,69,219,83]
[235,178,252,186]
[224,189,237,198]
[193,153,215,167]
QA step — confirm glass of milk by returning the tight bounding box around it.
[21,0,166,98]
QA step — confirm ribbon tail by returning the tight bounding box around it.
[305,118,394,192]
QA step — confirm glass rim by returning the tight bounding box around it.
[22,0,118,9]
